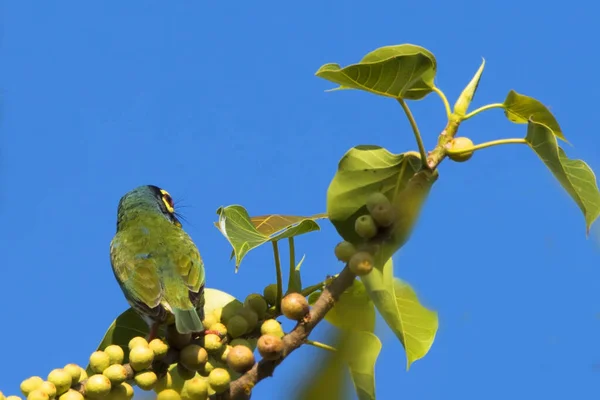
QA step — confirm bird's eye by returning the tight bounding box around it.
[159,189,175,213]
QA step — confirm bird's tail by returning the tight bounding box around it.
[173,308,204,334]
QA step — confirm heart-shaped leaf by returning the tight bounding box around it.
[361,258,438,370]
[525,120,600,233]
[327,146,437,263]
[309,279,376,333]
[87,288,239,373]
[215,206,325,271]
[503,90,566,141]
[316,44,437,100]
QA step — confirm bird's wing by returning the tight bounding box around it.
[110,232,163,309]
[173,231,205,294]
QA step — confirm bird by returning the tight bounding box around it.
[110,185,206,340]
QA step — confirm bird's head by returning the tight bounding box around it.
[116,185,182,231]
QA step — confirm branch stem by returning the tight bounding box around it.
[305,339,337,352]
[397,98,427,164]
[445,138,527,155]
[272,241,283,313]
[463,103,504,120]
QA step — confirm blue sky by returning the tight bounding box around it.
[2,1,599,399]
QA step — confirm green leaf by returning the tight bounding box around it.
[361,258,438,370]
[87,288,240,374]
[215,205,325,271]
[311,280,376,333]
[345,331,382,400]
[286,254,305,295]
[503,90,566,141]
[453,58,485,116]
[525,120,600,233]
[315,44,437,100]
[327,146,437,262]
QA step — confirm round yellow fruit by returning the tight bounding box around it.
[38,382,56,399]
[156,389,181,400]
[127,336,149,351]
[281,293,309,321]
[106,383,133,400]
[103,364,128,385]
[85,374,112,398]
[89,351,111,374]
[260,319,284,338]
[104,345,125,365]
[182,377,208,400]
[149,339,169,360]
[448,137,474,162]
[25,390,48,400]
[62,364,81,384]
[47,369,72,395]
[134,371,158,391]
[349,251,374,276]
[210,323,228,337]
[153,372,173,393]
[203,334,223,353]
[129,345,154,371]
[20,376,43,396]
[207,368,230,394]
[57,390,83,400]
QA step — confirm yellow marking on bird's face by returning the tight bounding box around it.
[159,189,175,213]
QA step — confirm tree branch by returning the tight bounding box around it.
[226,266,356,399]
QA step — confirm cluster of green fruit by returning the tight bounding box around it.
[334,191,397,276]
[7,289,312,400]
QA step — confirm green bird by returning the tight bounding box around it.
[110,185,206,340]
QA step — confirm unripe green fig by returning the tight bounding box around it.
[354,215,378,239]
[220,301,244,325]
[281,293,309,321]
[20,376,43,396]
[366,192,395,227]
[85,374,112,398]
[103,364,128,385]
[149,338,169,360]
[349,251,374,276]
[260,319,284,338]
[262,284,278,306]
[226,315,248,339]
[182,377,208,400]
[57,390,83,400]
[226,345,255,373]
[244,293,268,319]
[104,345,125,366]
[176,363,196,381]
[127,337,148,351]
[26,390,48,400]
[89,351,111,374]
[128,345,154,371]
[207,368,230,394]
[448,137,474,162]
[62,364,81,384]
[334,241,357,262]
[180,344,208,371]
[203,333,223,353]
[38,382,56,399]
[47,369,72,396]
[210,323,228,337]
[257,334,284,360]
[166,325,192,350]
[134,371,158,391]
[238,307,259,332]
[157,389,181,400]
